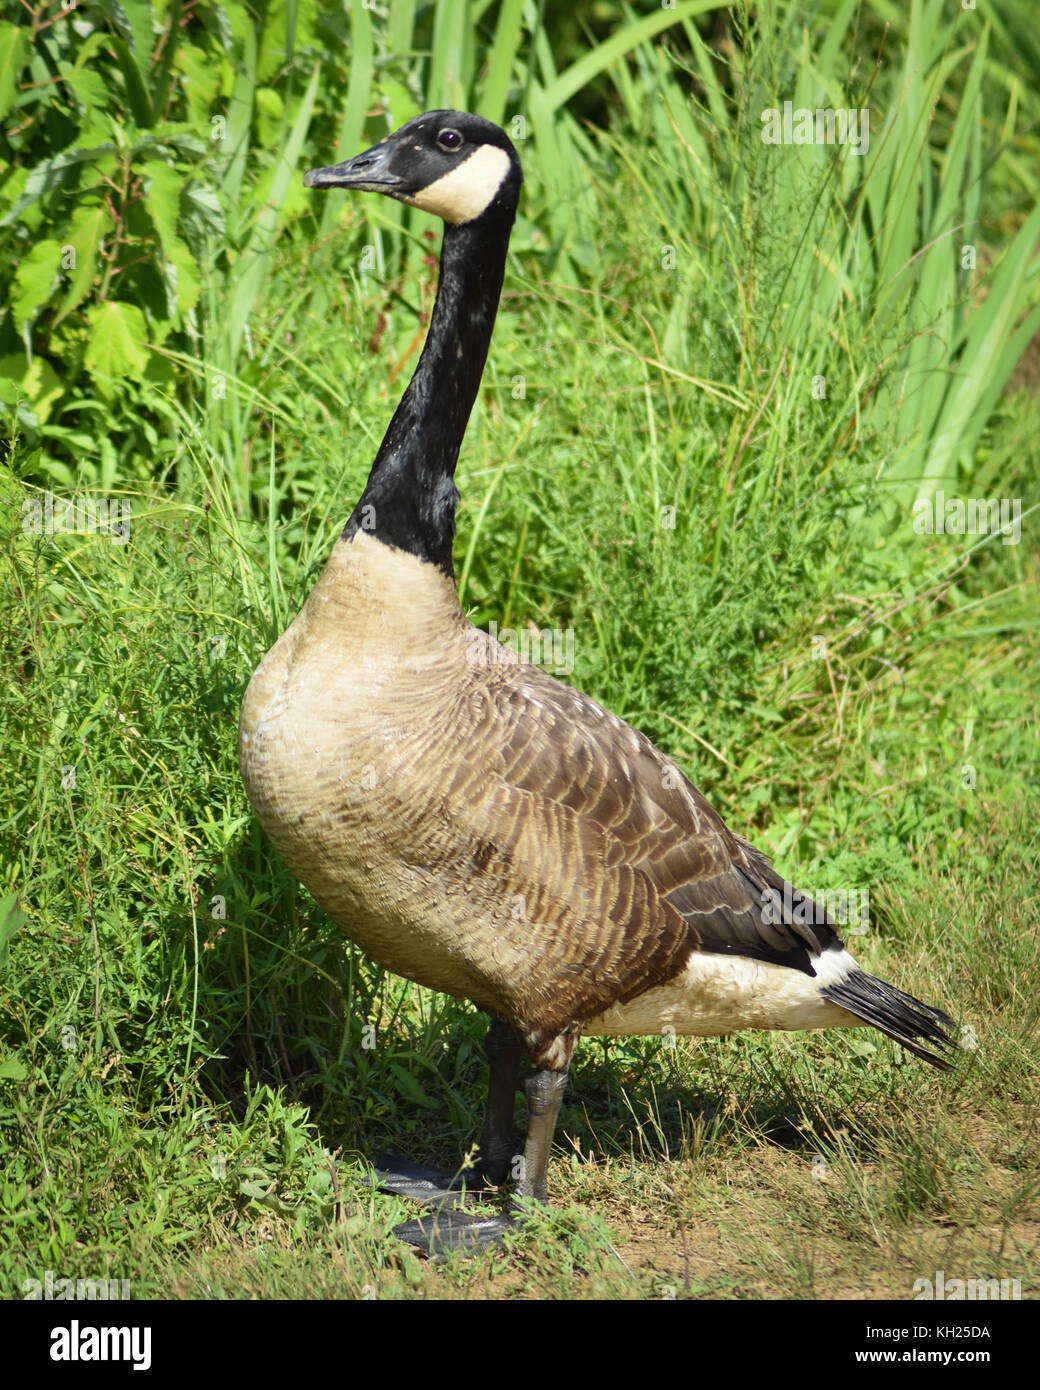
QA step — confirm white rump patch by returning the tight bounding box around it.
[404,145,512,224]
[584,948,861,1038]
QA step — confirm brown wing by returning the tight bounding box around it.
[431,656,838,1046]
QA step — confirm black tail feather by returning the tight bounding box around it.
[822,970,958,1071]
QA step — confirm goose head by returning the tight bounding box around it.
[303,110,523,226]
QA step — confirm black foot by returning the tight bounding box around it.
[394,1192,546,1256]
[392,1208,519,1256]
[369,1155,542,1255]
[370,1152,492,1209]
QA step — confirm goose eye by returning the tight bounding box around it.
[436,128,463,152]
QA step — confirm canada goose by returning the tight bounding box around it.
[239,111,956,1254]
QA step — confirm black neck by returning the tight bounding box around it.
[343,207,514,578]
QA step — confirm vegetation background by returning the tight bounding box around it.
[1,0,1037,1299]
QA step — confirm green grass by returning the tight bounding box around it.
[1,2,1038,1300]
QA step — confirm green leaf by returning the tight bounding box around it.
[542,1,720,113]
[257,0,318,85]
[238,1180,292,1212]
[319,0,374,240]
[182,184,224,241]
[480,0,525,127]
[25,357,64,423]
[140,159,181,257]
[175,41,220,127]
[53,203,113,326]
[0,893,26,970]
[84,301,150,390]
[220,15,257,210]
[430,0,470,112]
[98,0,155,62]
[228,62,319,355]
[107,34,154,128]
[0,144,118,227]
[151,0,185,121]
[255,87,285,150]
[388,1063,439,1109]
[0,19,27,119]
[65,65,112,124]
[167,236,201,314]
[14,240,63,338]
[0,353,27,388]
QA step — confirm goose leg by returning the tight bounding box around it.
[512,1067,569,1207]
[374,1019,522,1202]
[392,1058,570,1257]
[478,1018,523,1185]
[378,1020,524,1253]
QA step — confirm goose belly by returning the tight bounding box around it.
[239,666,501,1007]
[583,948,862,1037]
[238,530,503,1000]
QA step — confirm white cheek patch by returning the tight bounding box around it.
[404,145,512,223]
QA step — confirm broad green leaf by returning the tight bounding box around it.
[98,0,156,63]
[73,29,112,72]
[65,65,112,124]
[257,0,318,85]
[84,300,150,389]
[140,159,181,257]
[0,20,27,119]
[151,0,185,123]
[175,41,221,127]
[0,353,26,385]
[181,183,225,258]
[107,34,153,127]
[20,355,65,424]
[0,144,118,227]
[53,203,113,326]
[14,239,63,336]
[168,236,201,314]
